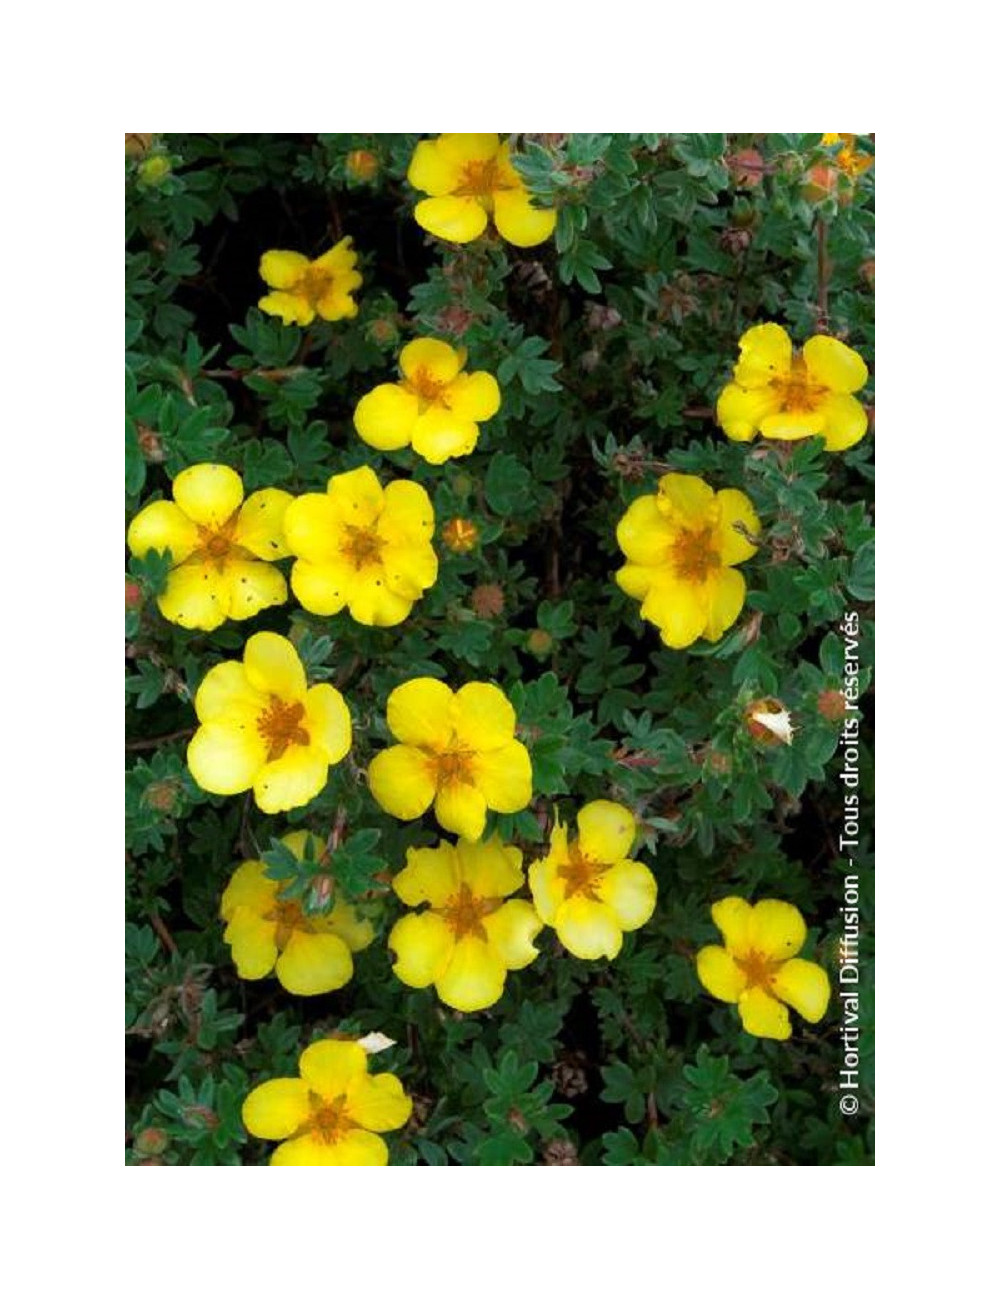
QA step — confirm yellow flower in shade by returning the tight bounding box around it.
[220,832,374,996]
[353,338,501,465]
[528,801,657,961]
[696,897,831,1041]
[716,322,870,452]
[408,133,557,247]
[258,237,361,326]
[127,464,292,632]
[243,1039,411,1165]
[283,465,437,627]
[388,836,541,1012]
[187,631,351,814]
[367,678,532,841]
[615,473,760,650]
[821,133,874,178]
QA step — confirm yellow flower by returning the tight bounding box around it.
[258,237,361,326]
[353,338,501,465]
[716,322,869,451]
[696,897,831,1041]
[220,832,374,996]
[187,631,352,814]
[408,133,557,247]
[528,801,656,961]
[283,465,437,627]
[441,517,480,553]
[821,133,874,178]
[367,678,532,841]
[615,473,760,650]
[127,464,292,632]
[388,836,541,1012]
[243,1039,411,1165]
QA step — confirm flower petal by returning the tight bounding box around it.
[455,835,524,899]
[315,287,360,322]
[759,410,826,440]
[598,858,657,931]
[656,473,715,527]
[803,335,868,393]
[243,631,307,700]
[483,900,542,970]
[354,383,420,451]
[819,393,869,452]
[386,678,455,748]
[345,568,414,627]
[187,722,265,795]
[407,139,464,196]
[436,133,501,165]
[616,494,675,565]
[555,897,623,961]
[749,900,807,960]
[444,371,501,422]
[299,1039,368,1098]
[703,567,747,642]
[234,489,294,560]
[326,465,385,527]
[410,408,480,463]
[194,661,265,724]
[157,564,230,630]
[715,489,760,565]
[380,479,436,541]
[253,745,329,815]
[271,1131,389,1166]
[242,1078,311,1139]
[733,322,793,388]
[738,986,791,1040]
[304,684,352,764]
[527,858,564,925]
[346,1073,413,1132]
[312,237,359,275]
[400,338,465,385]
[452,683,517,750]
[224,560,288,622]
[290,559,352,616]
[389,911,455,987]
[716,382,782,441]
[414,195,489,243]
[274,930,354,995]
[471,742,533,815]
[368,745,437,820]
[392,843,460,908]
[696,945,746,1003]
[771,958,831,1023]
[711,898,754,953]
[641,575,708,649]
[321,898,375,953]
[435,781,488,841]
[493,189,557,247]
[127,501,198,563]
[615,562,655,600]
[283,493,341,561]
[172,464,243,527]
[220,859,277,920]
[380,538,438,602]
[224,908,279,979]
[576,800,636,863]
[258,291,314,326]
[259,250,309,290]
[436,936,506,1012]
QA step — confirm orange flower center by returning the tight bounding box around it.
[405,364,449,404]
[340,523,384,569]
[188,514,253,571]
[773,353,828,413]
[557,845,607,901]
[266,898,311,948]
[440,881,500,940]
[671,525,720,582]
[296,264,335,307]
[430,746,476,788]
[256,697,310,761]
[454,157,504,200]
[734,948,781,990]
[306,1093,357,1145]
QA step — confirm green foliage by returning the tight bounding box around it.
[126,132,874,1166]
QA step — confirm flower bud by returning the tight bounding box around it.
[728,148,764,189]
[817,689,848,722]
[745,697,794,746]
[366,317,400,347]
[136,424,165,463]
[137,155,171,187]
[125,134,154,159]
[134,1127,169,1155]
[345,149,379,182]
[801,164,838,203]
[144,779,181,814]
[306,872,335,914]
[470,583,504,619]
[125,579,144,609]
[526,629,553,657]
[441,518,479,553]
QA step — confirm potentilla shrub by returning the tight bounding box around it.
[126,132,874,1167]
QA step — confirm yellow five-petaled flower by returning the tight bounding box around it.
[408,133,557,247]
[354,338,501,464]
[695,897,832,1040]
[127,464,292,631]
[716,322,869,452]
[187,632,352,814]
[258,237,362,327]
[367,678,532,842]
[616,472,760,650]
[528,801,657,960]
[243,1039,412,1165]
[220,832,374,996]
[283,465,438,627]
[388,836,542,1012]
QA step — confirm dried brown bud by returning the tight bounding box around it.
[470,583,505,619]
[543,1139,580,1165]
[817,689,849,722]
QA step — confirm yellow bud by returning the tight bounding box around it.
[442,518,479,553]
[137,155,171,186]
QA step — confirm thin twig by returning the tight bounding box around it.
[125,728,195,752]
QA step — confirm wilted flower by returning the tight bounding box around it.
[388,836,541,1012]
[127,464,291,632]
[220,832,374,995]
[187,632,351,814]
[243,1040,411,1165]
[368,678,532,841]
[258,237,361,326]
[283,466,437,627]
[616,473,759,649]
[696,897,831,1040]
[528,801,657,960]
[354,338,500,464]
[408,133,556,247]
[716,323,869,451]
